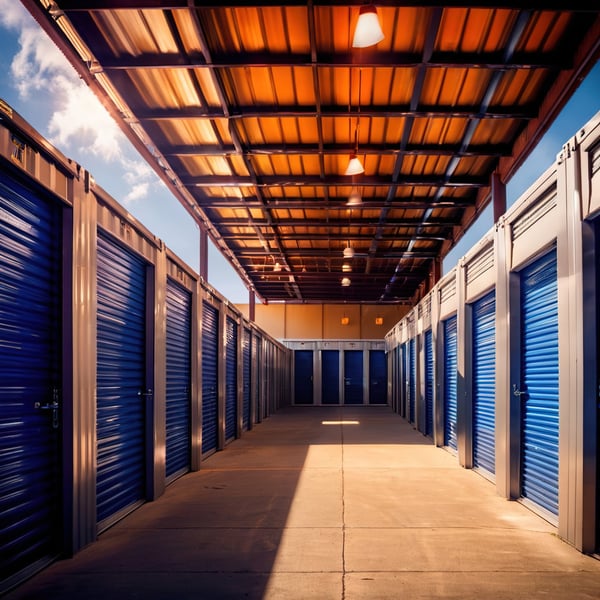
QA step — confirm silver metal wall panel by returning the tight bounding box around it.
[464,239,495,302]
[576,111,600,220]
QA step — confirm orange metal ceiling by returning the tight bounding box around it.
[22,1,600,304]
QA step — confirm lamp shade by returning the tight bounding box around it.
[344,154,364,176]
[273,261,281,272]
[341,277,351,287]
[343,245,355,259]
[352,5,385,48]
[347,187,362,206]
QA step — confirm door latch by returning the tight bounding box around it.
[512,384,525,397]
[34,400,60,429]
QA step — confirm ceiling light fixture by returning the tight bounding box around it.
[341,277,351,287]
[342,262,352,272]
[344,62,365,176]
[343,245,355,259]
[345,154,364,176]
[273,261,281,272]
[352,5,385,48]
[347,186,362,206]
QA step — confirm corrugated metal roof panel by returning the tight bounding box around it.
[22,1,600,303]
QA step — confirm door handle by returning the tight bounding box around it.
[512,384,525,397]
[138,389,153,397]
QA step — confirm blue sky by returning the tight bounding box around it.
[0,1,598,302]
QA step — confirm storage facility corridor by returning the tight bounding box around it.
[6,406,600,600]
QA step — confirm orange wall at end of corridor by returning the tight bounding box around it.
[236,303,411,340]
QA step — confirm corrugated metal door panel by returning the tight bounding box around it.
[344,350,364,405]
[225,316,237,442]
[401,343,408,419]
[165,279,191,482]
[242,328,251,430]
[254,335,262,423]
[369,350,387,404]
[294,350,313,404]
[520,249,559,516]
[202,302,218,454]
[424,330,434,437]
[472,290,496,474]
[321,350,340,405]
[409,339,416,423]
[444,316,458,450]
[96,232,146,528]
[0,173,62,587]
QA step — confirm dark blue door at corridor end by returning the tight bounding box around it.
[344,350,364,405]
[369,350,387,404]
[0,173,62,589]
[294,350,313,404]
[321,350,340,405]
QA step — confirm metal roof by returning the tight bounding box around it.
[22,1,600,304]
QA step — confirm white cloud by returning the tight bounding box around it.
[47,76,125,162]
[0,0,34,29]
[0,1,156,202]
[124,182,150,204]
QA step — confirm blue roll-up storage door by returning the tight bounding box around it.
[202,302,219,454]
[369,350,387,404]
[294,350,314,404]
[344,350,364,405]
[242,328,251,430]
[0,173,62,587]
[165,279,192,482]
[225,316,238,442]
[321,350,340,405]
[254,335,262,423]
[400,342,410,419]
[408,339,416,423]
[96,232,146,528]
[424,330,434,437]
[520,249,559,517]
[444,316,458,450]
[472,290,496,475]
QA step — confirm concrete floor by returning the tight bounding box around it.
[6,406,600,599]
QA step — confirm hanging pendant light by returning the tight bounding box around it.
[347,186,363,206]
[352,5,385,48]
[343,244,355,259]
[342,262,352,273]
[344,154,364,176]
[341,277,351,287]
